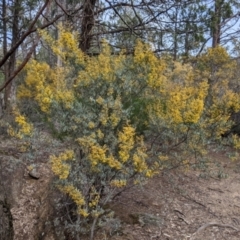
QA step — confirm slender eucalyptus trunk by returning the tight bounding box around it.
[4,0,21,110]
[79,0,97,53]
[0,0,7,116]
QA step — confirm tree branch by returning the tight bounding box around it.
[0,39,39,92]
[0,0,50,69]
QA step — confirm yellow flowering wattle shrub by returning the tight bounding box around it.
[195,46,240,139]
[145,47,240,169]
[14,27,240,238]
[6,107,33,139]
[15,28,162,238]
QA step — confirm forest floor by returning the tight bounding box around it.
[1,131,240,240]
[94,148,240,240]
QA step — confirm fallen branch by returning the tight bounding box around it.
[190,222,239,240]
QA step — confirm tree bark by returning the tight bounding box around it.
[79,0,97,53]
[0,0,7,115]
[4,0,21,109]
[212,0,222,48]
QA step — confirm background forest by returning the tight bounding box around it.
[1,1,240,239]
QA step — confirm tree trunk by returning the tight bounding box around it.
[0,0,7,116]
[184,20,190,59]
[79,0,97,53]
[173,5,179,60]
[4,0,21,110]
[212,0,222,48]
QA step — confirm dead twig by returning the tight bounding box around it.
[180,194,207,208]
[208,187,224,193]
[190,222,239,240]
[174,209,190,224]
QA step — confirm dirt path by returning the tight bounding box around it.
[95,151,240,240]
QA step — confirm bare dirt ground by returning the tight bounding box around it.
[94,150,240,240]
[1,131,240,240]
